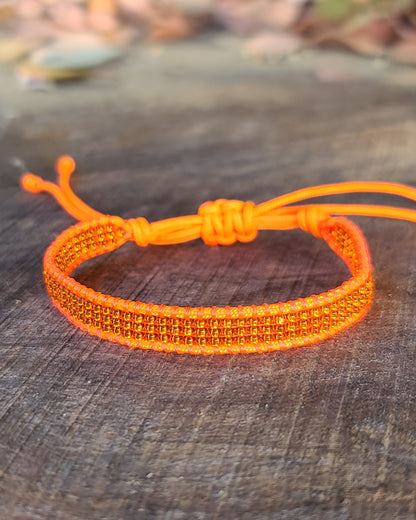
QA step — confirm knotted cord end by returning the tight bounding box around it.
[20,155,104,222]
[55,155,76,182]
[20,173,47,194]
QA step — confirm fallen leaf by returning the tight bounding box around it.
[0,1,15,21]
[15,18,61,43]
[389,40,416,64]
[264,0,303,29]
[88,0,119,33]
[244,30,302,58]
[391,13,416,42]
[118,0,155,19]
[213,0,269,35]
[293,5,335,38]
[149,14,199,41]
[317,32,387,55]
[16,0,44,19]
[315,17,395,56]
[48,2,89,32]
[0,38,33,62]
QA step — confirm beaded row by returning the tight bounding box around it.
[43,215,373,354]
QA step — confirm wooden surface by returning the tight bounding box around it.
[1,36,416,519]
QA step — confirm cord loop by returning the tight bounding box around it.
[296,206,330,238]
[127,217,156,247]
[198,199,258,246]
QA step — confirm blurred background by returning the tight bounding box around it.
[1,0,416,85]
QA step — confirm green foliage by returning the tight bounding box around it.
[316,0,416,22]
[316,0,355,21]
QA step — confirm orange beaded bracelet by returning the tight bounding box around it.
[21,157,416,354]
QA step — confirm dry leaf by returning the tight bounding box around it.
[391,13,416,42]
[118,0,155,19]
[389,40,416,64]
[48,2,88,32]
[88,0,119,33]
[0,38,33,62]
[16,0,44,19]
[316,17,395,56]
[149,14,197,41]
[213,0,270,35]
[6,0,416,69]
[263,0,303,29]
[15,18,61,43]
[244,30,302,58]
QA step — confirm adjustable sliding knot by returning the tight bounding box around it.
[198,199,257,246]
[127,217,156,247]
[296,206,331,238]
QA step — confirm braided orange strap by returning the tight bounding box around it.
[21,157,416,354]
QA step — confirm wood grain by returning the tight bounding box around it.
[0,40,415,519]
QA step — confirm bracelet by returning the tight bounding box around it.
[21,157,416,355]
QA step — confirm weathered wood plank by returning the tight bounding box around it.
[0,39,415,519]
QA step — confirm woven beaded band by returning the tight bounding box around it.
[21,156,416,355]
[44,214,372,354]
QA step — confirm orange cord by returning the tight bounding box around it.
[21,157,416,244]
[20,157,416,354]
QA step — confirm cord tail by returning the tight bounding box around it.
[20,156,103,222]
[20,156,416,244]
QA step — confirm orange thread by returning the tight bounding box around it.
[20,156,416,354]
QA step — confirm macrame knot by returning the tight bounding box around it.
[296,206,330,238]
[198,199,258,246]
[127,217,156,247]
